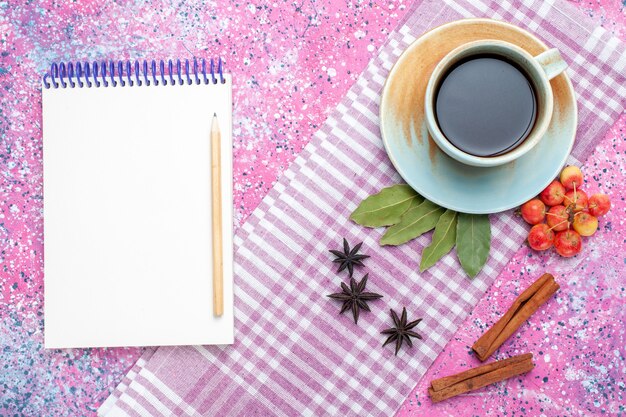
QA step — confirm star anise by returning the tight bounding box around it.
[329,238,370,277]
[327,274,383,324]
[381,307,423,355]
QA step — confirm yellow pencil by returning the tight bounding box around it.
[211,113,223,317]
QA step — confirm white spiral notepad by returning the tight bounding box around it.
[42,59,234,348]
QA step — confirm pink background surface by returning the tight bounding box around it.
[0,0,624,415]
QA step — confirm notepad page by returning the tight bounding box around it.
[43,76,233,348]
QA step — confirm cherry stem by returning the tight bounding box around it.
[546,212,567,219]
[548,220,569,232]
[563,183,580,207]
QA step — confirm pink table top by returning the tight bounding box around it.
[0,1,624,415]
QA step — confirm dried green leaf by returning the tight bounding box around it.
[380,200,444,246]
[456,213,491,278]
[405,194,424,211]
[350,184,422,227]
[420,209,458,272]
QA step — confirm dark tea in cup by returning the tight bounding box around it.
[434,54,537,157]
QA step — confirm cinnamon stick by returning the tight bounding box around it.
[431,353,532,392]
[429,354,534,403]
[472,273,559,361]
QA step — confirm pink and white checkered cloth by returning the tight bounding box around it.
[99,0,626,415]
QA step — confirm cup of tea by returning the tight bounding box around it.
[424,40,567,167]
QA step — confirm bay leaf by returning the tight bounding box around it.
[456,213,491,278]
[420,209,458,272]
[380,200,444,246]
[350,184,422,228]
[405,193,424,210]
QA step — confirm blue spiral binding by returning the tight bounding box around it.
[101,61,109,87]
[59,62,67,88]
[43,58,225,89]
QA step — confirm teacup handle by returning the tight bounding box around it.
[534,48,568,80]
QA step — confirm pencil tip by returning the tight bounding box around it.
[213,112,217,117]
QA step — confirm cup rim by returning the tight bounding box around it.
[424,39,555,167]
